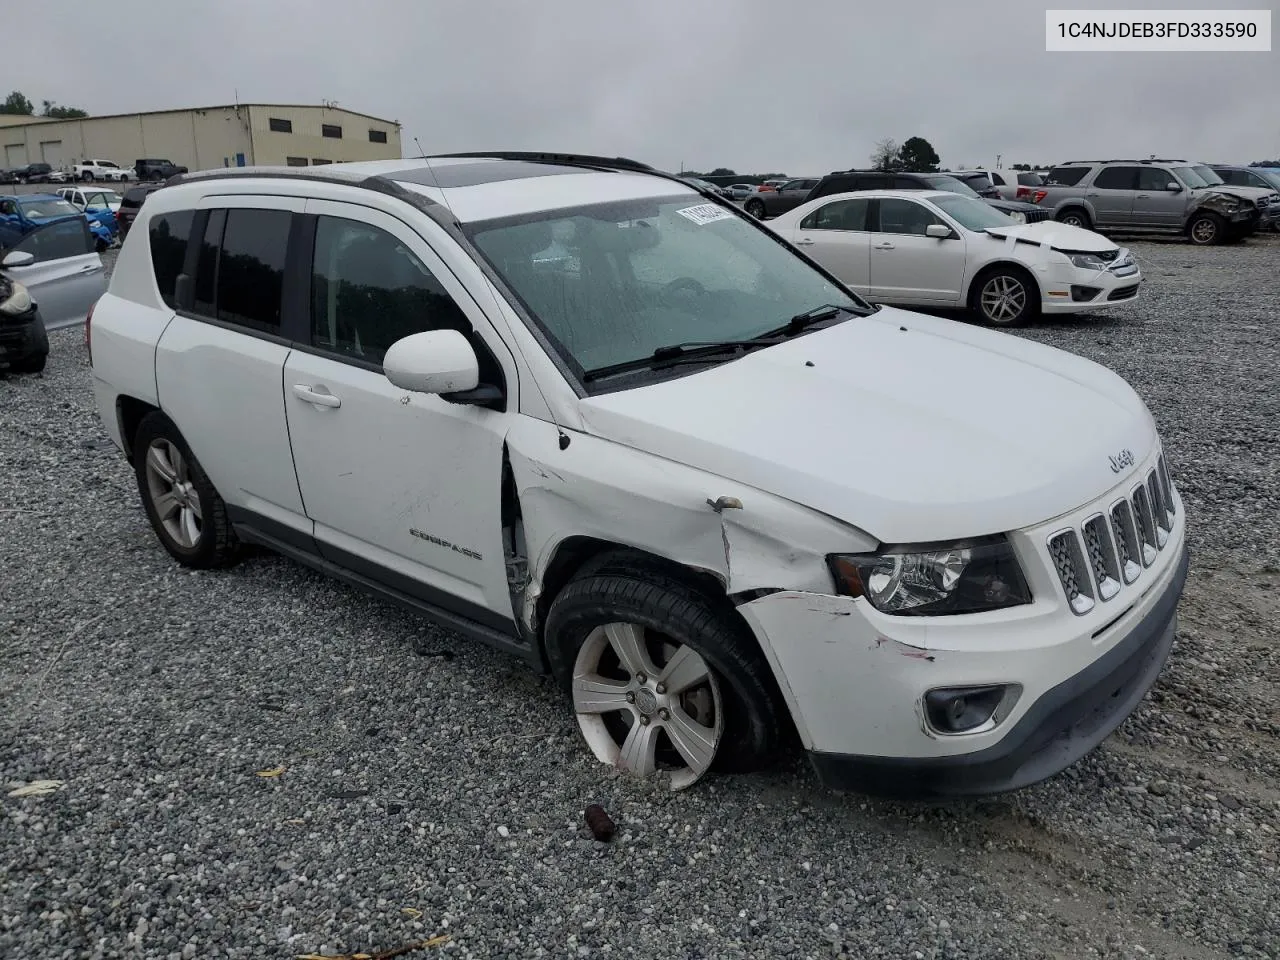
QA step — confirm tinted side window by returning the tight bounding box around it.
[10,218,93,263]
[149,210,194,309]
[1093,167,1138,190]
[310,216,470,365]
[1045,166,1089,186]
[892,176,923,190]
[876,198,943,235]
[1137,168,1175,191]
[193,210,225,317]
[801,198,869,231]
[215,209,291,333]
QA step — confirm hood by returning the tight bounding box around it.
[1202,184,1275,203]
[577,308,1157,544]
[986,198,1041,213]
[983,219,1117,253]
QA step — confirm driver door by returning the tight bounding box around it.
[283,198,520,629]
[1,217,106,329]
[868,197,966,304]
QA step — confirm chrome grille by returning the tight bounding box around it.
[1047,457,1178,615]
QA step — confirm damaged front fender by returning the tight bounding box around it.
[503,417,876,632]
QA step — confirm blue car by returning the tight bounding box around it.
[0,193,115,252]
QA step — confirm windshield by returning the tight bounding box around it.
[924,175,982,198]
[1172,166,1210,188]
[932,194,1017,231]
[1193,165,1225,186]
[467,195,868,380]
[18,198,81,219]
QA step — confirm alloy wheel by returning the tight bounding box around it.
[1190,218,1217,244]
[979,274,1027,324]
[144,438,203,549]
[572,621,723,790]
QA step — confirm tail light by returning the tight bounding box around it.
[85,298,97,363]
[1032,189,1047,204]
[1016,186,1031,199]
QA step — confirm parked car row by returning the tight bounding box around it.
[1,157,190,186]
[1036,159,1279,244]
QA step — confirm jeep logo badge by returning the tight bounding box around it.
[1109,448,1136,473]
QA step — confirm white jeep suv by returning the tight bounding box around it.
[87,153,1189,797]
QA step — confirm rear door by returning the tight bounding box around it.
[789,197,872,295]
[868,197,966,304]
[0,217,105,329]
[152,196,311,541]
[1085,166,1138,226]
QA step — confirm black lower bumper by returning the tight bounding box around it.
[810,544,1190,800]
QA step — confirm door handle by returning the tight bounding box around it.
[873,242,895,250]
[794,237,815,245]
[79,263,100,273]
[1136,194,1150,199]
[292,384,342,408]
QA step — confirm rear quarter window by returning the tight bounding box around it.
[149,210,195,309]
[1045,166,1089,186]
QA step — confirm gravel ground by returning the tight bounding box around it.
[2,239,1278,960]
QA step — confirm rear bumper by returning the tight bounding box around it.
[809,544,1188,799]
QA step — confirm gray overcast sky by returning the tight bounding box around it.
[5,0,1277,173]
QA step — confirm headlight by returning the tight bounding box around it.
[1069,253,1110,270]
[0,281,32,316]
[1006,211,1027,224]
[827,535,1032,616]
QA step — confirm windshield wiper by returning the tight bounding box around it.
[583,337,787,382]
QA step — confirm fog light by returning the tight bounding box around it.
[923,684,1020,734]
[1070,285,1101,302]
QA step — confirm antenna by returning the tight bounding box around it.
[417,153,573,451]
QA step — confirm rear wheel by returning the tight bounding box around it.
[81,171,93,181]
[745,198,766,219]
[1187,211,1225,245]
[545,556,786,789]
[133,412,239,568]
[1056,207,1091,229]
[971,266,1039,327]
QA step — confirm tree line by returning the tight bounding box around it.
[1,90,89,120]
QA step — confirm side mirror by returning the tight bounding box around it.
[2,250,35,268]
[925,224,952,239]
[383,329,480,395]
[1165,182,1182,192]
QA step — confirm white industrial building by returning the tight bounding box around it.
[0,102,403,174]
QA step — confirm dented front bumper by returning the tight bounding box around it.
[736,542,1189,799]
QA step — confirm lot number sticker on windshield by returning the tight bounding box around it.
[676,203,734,225]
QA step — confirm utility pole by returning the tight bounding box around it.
[995,153,1002,169]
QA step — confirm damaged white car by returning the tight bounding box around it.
[766,189,1143,326]
[88,154,1189,798]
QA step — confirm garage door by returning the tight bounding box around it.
[40,140,64,168]
[5,143,27,167]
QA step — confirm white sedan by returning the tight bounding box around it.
[766,189,1142,326]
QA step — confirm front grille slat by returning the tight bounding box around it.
[1049,530,1095,615]
[1109,500,1143,584]
[1147,470,1170,546]
[1083,515,1122,601]
[1130,484,1159,566]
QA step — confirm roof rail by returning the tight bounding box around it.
[162,164,444,212]
[425,151,656,174]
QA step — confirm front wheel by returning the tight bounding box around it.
[133,412,239,568]
[1187,212,1225,245]
[971,267,1039,327]
[545,559,787,790]
[744,199,766,219]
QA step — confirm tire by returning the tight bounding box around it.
[544,554,787,788]
[1056,207,1091,229]
[745,199,766,220]
[7,351,47,374]
[970,265,1040,327]
[81,171,93,181]
[132,412,239,568]
[1187,211,1225,246]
